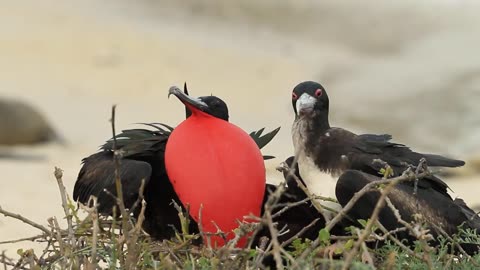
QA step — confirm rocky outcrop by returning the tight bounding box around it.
[0,99,61,145]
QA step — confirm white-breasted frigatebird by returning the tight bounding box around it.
[74,85,323,249]
[290,80,480,254]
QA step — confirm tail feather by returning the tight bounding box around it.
[424,154,465,168]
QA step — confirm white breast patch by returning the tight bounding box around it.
[297,153,342,211]
[292,119,343,217]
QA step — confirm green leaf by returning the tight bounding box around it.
[319,228,331,244]
[377,183,387,190]
[345,226,356,234]
[379,165,394,179]
[291,238,304,250]
[344,239,354,251]
[358,219,368,228]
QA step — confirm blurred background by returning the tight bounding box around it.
[1,0,479,256]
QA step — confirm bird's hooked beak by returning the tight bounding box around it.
[169,86,209,113]
[296,93,316,116]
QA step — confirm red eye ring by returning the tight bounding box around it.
[315,89,322,97]
[292,92,298,100]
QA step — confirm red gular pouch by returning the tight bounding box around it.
[165,105,266,248]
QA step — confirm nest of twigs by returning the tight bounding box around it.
[1,165,480,270]
[2,106,480,270]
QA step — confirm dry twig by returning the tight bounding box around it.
[280,218,320,249]
[54,167,75,248]
[0,206,50,236]
[292,162,430,269]
[340,179,399,270]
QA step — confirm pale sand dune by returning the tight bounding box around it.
[1,0,479,259]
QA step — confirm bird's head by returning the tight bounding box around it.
[169,86,229,121]
[291,81,329,119]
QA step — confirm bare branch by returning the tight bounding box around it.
[54,167,75,247]
[341,177,400,270]
[0,205,50,236]
[47,217,67,269]
[262,184,287,270]
[272,196,317,219]
[89,197,99,268]
[280,218,320,249]
[294,167,429,267]
[277,162,335,222]
[0,234,46,245]
[376,222,423,260]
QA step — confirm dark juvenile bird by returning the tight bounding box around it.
[290,81,480,253]
[73,85,287,247]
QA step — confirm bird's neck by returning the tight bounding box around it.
[292,112,328,154]
[307,109,331,137]
[188,108,212,119]
[312,112,330,135]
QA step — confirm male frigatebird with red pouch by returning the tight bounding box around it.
[74,85,324,251]
[165,86,266,247]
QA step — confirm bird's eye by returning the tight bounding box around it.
[315,89,322,97]
[292,92,298,100]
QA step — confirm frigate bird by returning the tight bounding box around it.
[74,85,325,248]
[290,80,480,254]
[165,86,266,246]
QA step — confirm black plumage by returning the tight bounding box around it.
[73,89,321,246]
[336,170,480,254]
[290,80,479,253]
[292,81,464,198]
[74,123,183,239]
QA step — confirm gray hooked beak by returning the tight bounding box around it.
[168,86,209,112]
[296,93,316,116]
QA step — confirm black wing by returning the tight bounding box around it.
[355,133,464,169]
[104,123,278,159]
[75,123,171,213]
[348,132,464,196]
[74,127,193,240]
[73,151,152,214]
[101,123,171,158]
[249,127,281,160]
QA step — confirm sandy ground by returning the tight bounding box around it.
[1,0,479,259]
